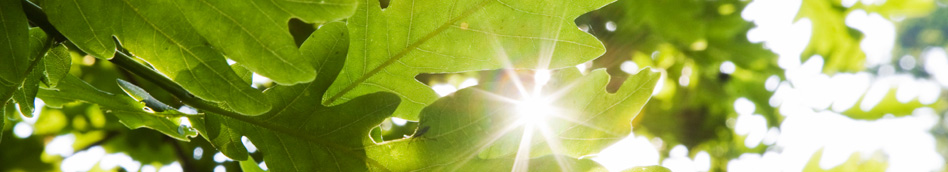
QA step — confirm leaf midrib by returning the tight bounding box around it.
[324,0,494,104]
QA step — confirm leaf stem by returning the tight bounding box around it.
[22,2,393,170]
[107,52,234,117]
[21,0,65,42]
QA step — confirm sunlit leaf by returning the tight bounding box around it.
[173,0,357,85]
[43,0,271,115]
[365,68,659,170]
[195,22,401,171]
[12,28,52,118]
[36,75,197,141]
[42,44,71,88]
[621,165,671,172]
[323,0,615,120]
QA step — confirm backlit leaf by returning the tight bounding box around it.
[43,0,271,115]
[324,0,616,120]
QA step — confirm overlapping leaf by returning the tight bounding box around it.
[42,0,270,115]
[173,0,357,85]
[36,75,197,141]
[42,44,71,88]
[12,28,52,117]
[194,23,401,171]
[0,0,29,90]
[364,68,659,170]
[324,0,616,120]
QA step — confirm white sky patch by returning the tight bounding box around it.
[391,117,408,126]
[662,145,698,172]
[46,134,76,157]
[917,81,941,104]
[620,61,639,74]
[142,165,157,172]
[177,105,197,114]
[158,162,183,172]
[846,10,896,67]
[214,165,226,172]
[458,78,479,89]
[242,136,257,153]
[13,122,33,138]
[775,109,942,171]
[720,61,736,74]
[178,117,192,128]
[592,134,660,171]
[694,151,712,171]
[734,1,945,171]
[895,79,921,103]
[251,73,272,87]
[828,73,872,112]
[735,113,768,148]
[734,98,756,116]
[61,146,106,172]
[652,69,665,96]
[431,84,458,97]
[28,99,44,123]
[213,152,230,163]
[576,61,592,75]
[924,48,948,87]
[193,147,204,160]
[260,161,269,171]
[743,0,810,70]
[679,66,692,87]
[100,153,140,171]
[765,75,780,91]
[605,21,617,32]
[761,127,781,145]
[899,55,916,70]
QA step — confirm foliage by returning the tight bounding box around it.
[1,0,668,171]
[3,0,947,171]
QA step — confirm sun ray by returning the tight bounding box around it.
[447,119,531,171]
[511,123,536,172]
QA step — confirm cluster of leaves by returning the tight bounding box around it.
[574,0,946,170]
[1,0,673,171]
[5,0,946,171]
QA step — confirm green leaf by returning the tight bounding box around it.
[364,68,660,170]
[43,0,271,116]
[231,64,253,85]
[621,165,671,172]
[196,22,401,171]
[172,0,357,85]
[42,44,71,88]
[12,28,52,118]
[324,0,615,120]
[0,0,29,88]
[800,0,866,73]
[239,155,266,172]
[36,75,197,141]
[405,155,607,172]
[0,103,6,143]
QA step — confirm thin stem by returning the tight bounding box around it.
[108,52,238,117]
[21,0,65,42]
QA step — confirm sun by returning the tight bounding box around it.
[515,95,554,124]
